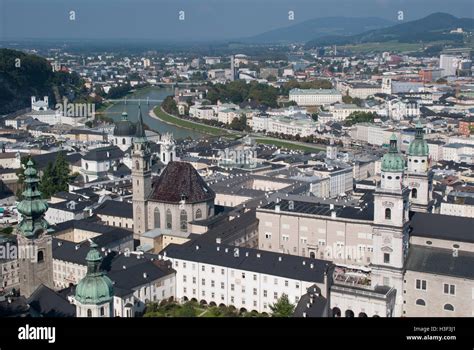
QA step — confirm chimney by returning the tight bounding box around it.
[216,238,222,244]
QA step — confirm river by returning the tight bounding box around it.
[103,87,205,139]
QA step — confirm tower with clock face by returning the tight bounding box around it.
[372,134,410,317]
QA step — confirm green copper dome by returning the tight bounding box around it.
[408,121,428,157]
[381,134,405,172]
[75,242,114,305]
[16,160,50,238]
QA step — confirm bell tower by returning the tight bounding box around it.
[406,121,432,212]
[16,160,54,298]
[132,104,151,237]
[372,135,409,317]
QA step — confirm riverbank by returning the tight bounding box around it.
[150,106,235,137]
[152,107,326,152]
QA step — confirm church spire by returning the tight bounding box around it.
[135,101,147,141]
[16,160,50,238]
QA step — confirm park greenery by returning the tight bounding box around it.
[344,111,378,126]
[206,80,279,107]
[143,296,296,317]
[143,300,269,318]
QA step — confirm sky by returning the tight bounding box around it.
[0,0,473,41]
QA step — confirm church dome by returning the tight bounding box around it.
[75,242,114,305]
[408,121,428,157]
[113,112,136,137]
[381,134,405,172]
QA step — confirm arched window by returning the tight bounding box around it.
[122,138,126,145]
[87,309,92,317]
[195,209,202,220]
[166,209,172,229]
[100,306,105,316]
[85,163,89,170]
[416,299,426,306]
[411,188,417,199]
[180,210,188,232]
[385,208,391,220]
[135,161,140,170]
[154,208,161,228]
[162,153,166,163]
[443,304,454,311]
[37,251,44,263]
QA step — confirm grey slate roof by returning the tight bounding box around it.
[162,241,334,283]
[28,284,76,317]
[410,212,474,243]
[82,145,124,162]
[405,245,474,280]
[95,200,133,219]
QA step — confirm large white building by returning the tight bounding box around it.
[162,241,334,314]
[289,88,342,106]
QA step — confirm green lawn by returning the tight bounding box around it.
[153,107,231,136]
[254,138,325,152]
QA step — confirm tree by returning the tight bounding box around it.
[270,294,295,317]
[38,152,72,199]
[344,111,377,126]
[161,96,179,115]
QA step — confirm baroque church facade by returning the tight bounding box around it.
[131,106,215,237]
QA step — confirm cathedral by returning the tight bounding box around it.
[131,105,216,237]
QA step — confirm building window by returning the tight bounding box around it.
[135,160,140,170]
[180,210,188,232]
[195,209,202,219]
[415,279,427,290]
[221,282,224,289]
[192,277,196,284]
[221,269,225,275]
[201,265,205,272]
[154,208,160,228]
[183,275,187,282]
[274,292,278,300]
[37,251,44,263]
[411,188,417,199]
[242,273,245,279]
[87,309,92,317]
[444,304,454,312]
[253,274,257,281]
[211,267,215,273]
[284,280,288,287]
[231,284,234,291]
[211,280,215,288]
[443,284,455,295]
[416,299,426,306]
[384,253,390,264]
[166,209,172,229]
[263,290,267,297]
[100,306,105,316]
[385,208,391,220]
[253,288,257,296]
[201,279,205,286]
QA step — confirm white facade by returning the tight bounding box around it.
[162,246,330,313]
[289,89,342,106]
